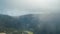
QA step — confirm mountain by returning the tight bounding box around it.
[0,14,21,32]
[0,14,60,34]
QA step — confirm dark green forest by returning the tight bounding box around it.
[0,14,60,34]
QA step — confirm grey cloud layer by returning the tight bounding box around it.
[0,0,60,16]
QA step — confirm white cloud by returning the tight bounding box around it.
[0,0,60,16]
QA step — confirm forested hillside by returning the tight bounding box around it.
[0,14,60,34]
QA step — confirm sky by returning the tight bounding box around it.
[0,0,60,16]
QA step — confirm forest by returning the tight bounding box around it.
[0,14,60,34]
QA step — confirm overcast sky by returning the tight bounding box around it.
[0,0,60,16]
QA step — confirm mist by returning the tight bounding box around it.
[0,0,60,34]
[0,0,59,16]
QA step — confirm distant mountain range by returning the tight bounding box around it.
[0,14,60,34]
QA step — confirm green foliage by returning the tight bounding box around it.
[0,14,60,34]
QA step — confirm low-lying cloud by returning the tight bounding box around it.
[0,0,60,16]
